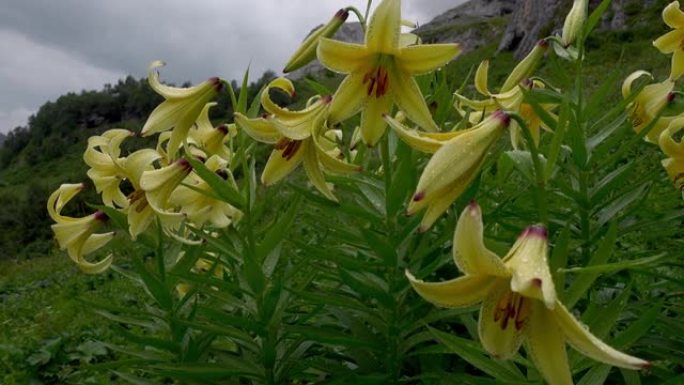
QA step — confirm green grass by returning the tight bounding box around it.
[0,244,149,384]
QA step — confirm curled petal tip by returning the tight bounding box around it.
[537,38,549,48]
[492,110,511,126]
[322,95,333,104]
[418,225,429,233]
[413,191,425,202]
[525,225,548,239]
[640,361,652,370]
[335,8,350,20]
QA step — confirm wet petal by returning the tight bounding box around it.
[453,202,509,276]
[384,114,448,153]
[672,50,684,80]
[504,226,557,309]
[329,71,368,124]
[406,270,495,308]
[397,44,461,75]
[366,0,400,53]
[526,301,573,385]
[388,64,438,131]
[360,94,393,146]
[553,301,650,370]
[317,39,370,74]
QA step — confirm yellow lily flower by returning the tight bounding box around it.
[235,78,359,201]
[176,253,225,297]
[653,1,684,80]
[189,102,236,162]
[169,155,243,228]
[659,117,684,196]
[455,41,554,149]
[622,71,676,143]
[47,183,114,274]
[398,111,510,231]
[120,148,163,239]
[407,203,650,385]
[140,158,192,227]
[83,128,133,208]
[316,0,461,146]
[142,61,222,158]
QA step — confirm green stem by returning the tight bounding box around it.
[345,6,367,34]
[510,114,548,225]
[380,133,394,230]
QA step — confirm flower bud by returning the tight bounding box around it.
[561,0,588,47]
[283,9,349,73]
[500,40,548,93]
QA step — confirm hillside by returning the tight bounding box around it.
[0,0,674,260]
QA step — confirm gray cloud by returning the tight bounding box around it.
[0,0,466,133]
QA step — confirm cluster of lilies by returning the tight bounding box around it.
[47,0,684,383]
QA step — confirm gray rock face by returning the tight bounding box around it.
[498,0,639,58]
[415,0,516,51]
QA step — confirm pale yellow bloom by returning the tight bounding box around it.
[455,41,553,149]
[83,129,133,208]
[140,158,192,227]
[659,117,684,196]
[653,1,684,80]
[188,102,236,161]
[235,78,359,201]
[561,0,588,47]
[169,155,243,228]
[47,184,114,274]
[400,111,510,231]
[317,0,460,145]
[120,149,163,239]
[622,71,677,143]
[176,254,225,297]
[142,61,222,158]
[407,203,650,385]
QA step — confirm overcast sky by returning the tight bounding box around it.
[0,0,467,134]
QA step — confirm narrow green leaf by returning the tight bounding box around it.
[428,327,526,382]
[237,68,250,115]
[255,196,301,261]
[564,221,617,307]
[185,157,245,209]
[584,0,612,40]
[595,183,648,228]
[560,253,668,275]
[577,364,610,385]
[589,162,635,205]
[551,226,571,290]
[544,100,568,180]
[132,256,173,310]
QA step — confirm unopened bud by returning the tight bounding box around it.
[283,9,349,73]
[561,0,588,47]
[500,40,548,93]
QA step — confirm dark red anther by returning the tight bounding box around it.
[217,124,229,136]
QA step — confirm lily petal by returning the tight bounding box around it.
[302,144,337,201]
[453,202,509,276]
[405,270,495,308]
[478,279,526,360]
[397,43,461,75]
[384,114,447,153]
[672,50,684,80]
[663,1,684,29]
[329,71,369,124]
[317,39,370,74]
[553,301,650,370]
[234,113,281,144]
[261,141,306,186]
[360,94,394,146]
[388,63,438,131]
[365,0,400,54]
[475,60,490,95]
[526,301,573,385]
[504,226,557,309]
[653,29,682,54]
